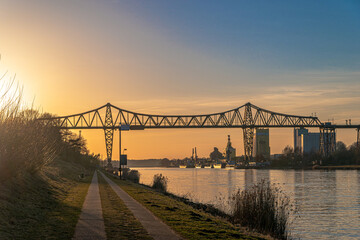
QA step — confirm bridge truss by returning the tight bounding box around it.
[39,102,328,165]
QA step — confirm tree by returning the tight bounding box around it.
[336,141,347,152]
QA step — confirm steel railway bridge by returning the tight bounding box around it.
[38,102,360,165]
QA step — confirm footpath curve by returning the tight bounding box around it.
[99,171,183,240]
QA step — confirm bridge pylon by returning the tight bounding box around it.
[243,103,254,164]
[357,128,360,148]
[104,103,114,167]
[319,126,336,158]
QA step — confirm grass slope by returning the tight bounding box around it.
[103,171,268,240]
[0,158,94,239]
[97,172,152,240]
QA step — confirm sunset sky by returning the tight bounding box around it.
[1,0,360,159]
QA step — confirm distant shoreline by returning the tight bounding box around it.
[129,165,360,170]
[312,165,360,170]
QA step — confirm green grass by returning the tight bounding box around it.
[97,172,152,240]
[0,158,94,239]
[102,171,268,240]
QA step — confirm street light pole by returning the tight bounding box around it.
[119,128,122,179]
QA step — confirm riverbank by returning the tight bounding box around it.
[103,170,273,240]
[0,158,94,239]
[161,165,360,170]
[312,165,360,170]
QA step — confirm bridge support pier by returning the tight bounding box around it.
[104,104,114,168]
[243,103,254,165]
[319,127,336,158]
[357,128,360,148]
[243,128,254,164]
[104,129,114,167]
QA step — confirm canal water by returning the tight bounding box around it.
[133,168,360,240]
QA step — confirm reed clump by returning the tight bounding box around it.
[229,179,293,239]
[152,173,168,192]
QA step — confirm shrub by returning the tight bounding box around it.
[127,170,140,183]
[229,179,293,239]
[121,167,130,178]
[152,173,168,192]
[120,168,140,183]
[0,71,99,182]
[0,79,60,180]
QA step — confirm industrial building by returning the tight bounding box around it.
[254,128,270,159]
[294,128,308,151]
[224,135,236,161]
[302,133,320,153]
[294,128,332,154]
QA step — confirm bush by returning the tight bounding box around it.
[121,167,130,178]
[0,86,60,180]
[127,170,140,183]
[152,173,168,192]
[0,71,99,182]
[120,168,140,183]
[229,179,293,239]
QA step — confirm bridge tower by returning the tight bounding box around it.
[104,103,114,167]
[243,103,254,164]
[319,126,336,157]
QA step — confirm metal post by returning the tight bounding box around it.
[357,128,360,165]
[119,128,122,179]
[320,126,336,158]
[330,128,336,153]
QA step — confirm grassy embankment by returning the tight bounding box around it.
[102,171,271,240]
[97,172,152,240]
[0,158,94,239]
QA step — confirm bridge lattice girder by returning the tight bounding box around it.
[243,104,254,163]
[38,102,322,129]
[104,104,114,163]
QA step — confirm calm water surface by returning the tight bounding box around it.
[133,168,360,240]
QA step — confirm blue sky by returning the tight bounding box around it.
[116,0,360,71]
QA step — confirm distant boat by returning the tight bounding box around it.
[179,165,187,168]
[227,161,235,168]
[212,163,222,168]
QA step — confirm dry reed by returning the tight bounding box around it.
[229,179,293,239]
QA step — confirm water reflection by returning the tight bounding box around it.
[358,172,360,217]
[135,168,360,240]
[245,169,254,187]
[227,170,233,201]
